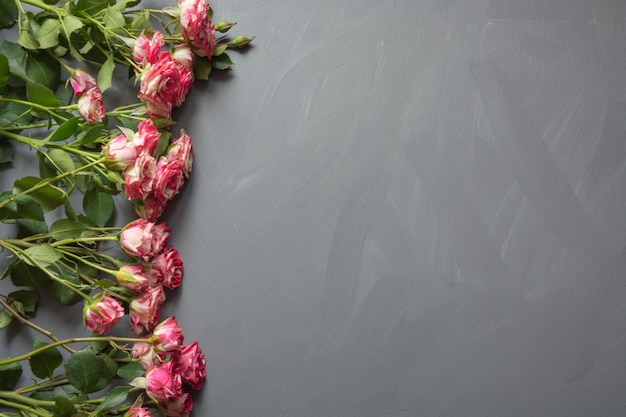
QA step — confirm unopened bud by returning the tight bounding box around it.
[229,35,254,48]
[215,20,237,33]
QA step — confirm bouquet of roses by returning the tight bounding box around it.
[0,0,252,415]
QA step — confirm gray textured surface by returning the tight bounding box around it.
[4,0,626,416]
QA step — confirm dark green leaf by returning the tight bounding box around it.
[97,56,114,92]
[0,53,9,86]
[10,260,50,287]
[0,139,13,163]
[64,350,102,393]
[0,41,27,81]
[83,188,113,227]
[0,85,32,126]
[0,0,17,28]
[8,289,39,314]
[76,123,104,145]
[93,386,129,414]
[30,337,63,379]
[50,219,86,241]
[54,396,75,416]
[55,84,73,106]
[116,361,145,382]
[26,82,60,107]
[212,53,234,70]
[63,199,77,222]
[0,194,45,222]
[90,355,118,392]
[14,176,66,212]
[0,362,22,390]
[16,219,48,238]
[46,117,79,142]
[46,149,75,176]
[51,264,82,306]
[194,57,212,80]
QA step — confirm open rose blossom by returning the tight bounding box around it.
[148,246,184,289]
[160,391,193,417]
[103,133,138,170]
[70,69,97,97]
[167,130,193,178]
[152,316,184,352]
[153,158,186,202]
[179,0,215,58]
[120,219,170,260]
[173,341,206,390]
[132,119,161,156]
[135,196,168,222]
[83,293,124,334]
[132,341,161,369]
[124,152,158,201]
[134,30,165,67]
[125,408,154,417]
[145,361,183,403]
[77,87,105,123]
[130,285,167,334]
[138,51,194,119]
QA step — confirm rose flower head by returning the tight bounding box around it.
[83,293,124,334]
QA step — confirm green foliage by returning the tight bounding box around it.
[116,361,145,382]
[64,349,102,394]
[29,338,63,379]
[10,261,50,287]
[83,188,114,227]
[0,362,22,390]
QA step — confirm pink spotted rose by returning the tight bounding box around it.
[147,247,184,289]
[152,316,184,353]
[77,87,105,123]
[160,392,193,417]
[129,285,167,334]
[133,30,165,67]
[179,0,216,58]
[145,361,183,403]
[119,219,170,260]
[83,293,124,334]
[173,341,206,390]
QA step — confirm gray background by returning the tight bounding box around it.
[4,0,626,416]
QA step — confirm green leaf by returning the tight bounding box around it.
[16,219,48,239]
[0,194,45,222]
[55,84,73,106]
[83,188,113,227]
[0,309,14,329]
[54,396,76,416]
[50,219,86,241]
[77,123,104,145]
[18,29,40,50]
[0,0,17,28]
[30,338,63,379]
[116,361,145,382]
[0,53,9,86]
[62,15,83,37]
[212,53,234,70]
[0,85,32,126]
[93,279,115,289]
[46,117,79,142]
[64,350,102,393]
[194,58,212,80]
[37,151,57,179]
[93,386,129,414]
[51,264,82,306]
[24,245,62,267]
[0,362,22,390]
[35,19,61,49]
[91,355,118,392]
[0,41,27,80]
[14,176,66,212]
[97,55,114,93]
[8,289,39,314]
[0,139,13,163]
[213,44,227,56]
[46,149,75,176]
[103,6,125,34]
[63,199,77,222]
[10,260,50,287]
[26,82,60,107]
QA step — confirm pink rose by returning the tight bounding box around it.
[83,293,124,334]
[125,407,154,417]
[119,219,170,260]
[179,0,216,58]
[77,87,105,123]
[116,264,153,291]
[138,52,194,119]
[171,44,194,67]
[173,342,206,390]
[102,133,137,170]
[153,158,185,202]
[130,285,167,334]
[167,130,193,178]
[134,196,168,222]
[145,361,183,403]
[132,119,161,157]
[148,247,183,289]
[160,391,193,417]
[70,69,97,97]
[132,341,161,369]
[133,30,165,67]
[124,152,157,201]
[152,316,184,353]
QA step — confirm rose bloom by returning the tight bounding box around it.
[171,44,194,67]
[179,0,216,58]
[152,316,184,353]
[119,219,170,260]
[135,196,168,222]
[147,246,183,289]
[83,293,124,334]
[116,264,153,291]
[77,87,105,123]
[138,52,194,119]
[173,342,206,390]
[130,285,167,334]
[132,119,161,156]
[70,69,97,97]
[124,152,157,201]
[160,391,193,417]
[125,408,154,417]
[167,130,193,178]
[153,158,185,202]
[102,133,137,170]
[133,30,165,67]
[132,341,162,369]
[145,361,183,403]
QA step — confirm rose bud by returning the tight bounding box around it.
[83,293,124,334]
[152,316,184,353]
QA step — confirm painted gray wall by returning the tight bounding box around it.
[4,0,626,416]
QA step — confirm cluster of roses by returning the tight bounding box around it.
[102,118,193,221]
[124,317,205,417]
[82,219,183,335]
